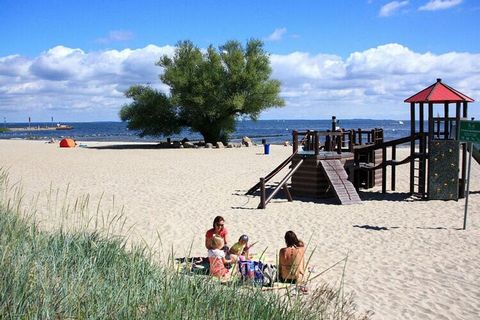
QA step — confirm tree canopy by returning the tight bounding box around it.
[120,39,284,143]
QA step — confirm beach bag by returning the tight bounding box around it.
[238,260,264,286]
[262,263,277,287]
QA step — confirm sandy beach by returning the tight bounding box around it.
[1,139,479,319]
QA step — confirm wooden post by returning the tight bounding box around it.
[325,132,331,152]
[349,131,354,152]
[293,130,298,154]
[419,104,424,151]
[427,102,434,197]
[304,131,309,151]
[418,103,426,196]
[331,116,337,132]
[420,133,427,197]
[456,102,461,139]
[392,145,396,191]
[419,103,424,136]
[354,149,360,189]
[314,131,319,155]
[283,184,293,202]
[382,146,387,193]
[358,128,362,145]
[259,178,266,209]
[336,135,342,154]
[352,129,357,145]
[428,103,434,143]
[444,102,449,139]
[410,102,416,194]
[462,102,468,118]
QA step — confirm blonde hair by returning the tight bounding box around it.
[210,235,224,250]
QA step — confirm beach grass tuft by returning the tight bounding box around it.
[0,170,371,319]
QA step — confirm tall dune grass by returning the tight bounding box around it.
[0,170,371,319]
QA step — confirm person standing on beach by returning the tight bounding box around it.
[205,216,229,250]
[279,231,305,283]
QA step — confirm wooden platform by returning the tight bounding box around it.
[290,157,333,198]
[290,153,354,199]
[319,160,362,205]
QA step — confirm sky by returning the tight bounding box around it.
[1,0,479,122]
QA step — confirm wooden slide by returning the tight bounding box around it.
[320,160,362,205]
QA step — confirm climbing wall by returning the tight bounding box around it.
[320,160,362,205]
[428,140,459,200]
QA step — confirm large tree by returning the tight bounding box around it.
[120,39,284,143]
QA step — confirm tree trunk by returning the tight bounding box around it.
[200,127,222,145]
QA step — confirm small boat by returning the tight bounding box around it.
[56,124,74,130]
[398,121,404,125]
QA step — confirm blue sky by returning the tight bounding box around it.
[1,0,479,122]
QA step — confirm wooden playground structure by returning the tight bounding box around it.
[247,79,477,208]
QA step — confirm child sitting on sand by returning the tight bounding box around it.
[208,235,233,281]
[229,234,254,260]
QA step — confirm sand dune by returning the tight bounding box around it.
[1,139,479,319]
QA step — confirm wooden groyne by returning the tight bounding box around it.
[6,125,73,132]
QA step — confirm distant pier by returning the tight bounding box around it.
[6,124,73,132]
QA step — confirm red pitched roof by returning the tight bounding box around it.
[404,79,474,103]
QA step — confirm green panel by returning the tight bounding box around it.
[428,140,459,200]
[459,120,480,143]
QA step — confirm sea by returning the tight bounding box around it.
[0,119,467,145]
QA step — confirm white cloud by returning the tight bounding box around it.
[264,43,480,119]
[1,43,479,121]
[265,28,287,42]
[419,0,462,11]
[0,45,175,121]
[96,30,134,44]
[379,1,409,17]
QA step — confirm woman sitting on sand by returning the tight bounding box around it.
[208,235,233,280]
[205,216,229,250]
[279,231,305,283]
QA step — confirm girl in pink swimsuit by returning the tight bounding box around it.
[208,235,232,280]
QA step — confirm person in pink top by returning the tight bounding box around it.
[205,216,229,250]
[208,235,232,280]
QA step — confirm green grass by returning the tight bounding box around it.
[0,127,9,132]
[0,170,371,319]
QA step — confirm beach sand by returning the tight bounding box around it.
[1,139,479,319]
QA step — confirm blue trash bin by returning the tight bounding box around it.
[264,143,270,155]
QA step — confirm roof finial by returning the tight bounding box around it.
[436,78,442,82]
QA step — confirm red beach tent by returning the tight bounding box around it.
[59,138,76,148]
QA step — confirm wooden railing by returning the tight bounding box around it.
[349,128,384,146]
[432,116,457,140]
[354,132,426,194]
[292,128,384,155]
[245,151,298,195]
[245,132,309,196]
[258,159,304,209]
